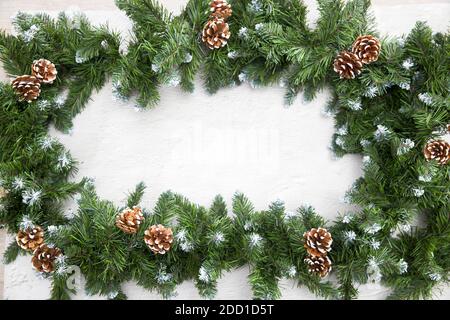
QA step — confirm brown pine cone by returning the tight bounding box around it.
[202,18,230,50]
[31,244,62,273]
[352,35,381,64]
[305,255,332,277]
[11,75,41,102]
[303,227,333,257]
[16,226,45,251]
[144,224,173,254]
[333,51,363,79]
[115,206,145,234]
[0,186,8,199]
[31,58,57,84]
[210,0,232,20]
[423,140,450,165]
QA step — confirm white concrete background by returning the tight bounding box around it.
[1,0,449,300]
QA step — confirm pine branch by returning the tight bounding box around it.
[3,241,24,264]
[126,181,146,208]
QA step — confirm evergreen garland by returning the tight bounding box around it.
[0,0,448,300]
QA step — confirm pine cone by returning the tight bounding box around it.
[16,226,45,251]
[202,18,230,50]
[11,75,41,102]
[305,255,332,277]
[303,227,333,257]
[144,224,173,254]
[210,0,232,20]
[0,186,8,199]
[352,35,381,64]
[31,58,57,84]
[423,140,450,165]
[333,51,363,79]
[31,244,62,273]
[115,206,145,234]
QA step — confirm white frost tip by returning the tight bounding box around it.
[336,125,348,136]
[249,233,262,248]
[75,50,88,64]
[374,124,390,141]
[367,257,382,283]
[418,93,433,106]
[359,140,370,149]
[284,211,297,221]
[402,58,414,70]
[397,138,415,156]
[12,177,25,191]
[249,0,263,12]
[199,266,211,283]
[180,240,194,252]
[412,188,424,197]
[428,273,441,282]
[54,93,67,108]
[335,136,345,148]
[348,99,362,111]
[101,40,109,49]
[106,291,119,299]
[22,189,42,206]
[37,100,51,111]
[238,27,248,39]
[155,267,173,284]
[398,82,410,91]
[213,231,225,244]
[363,85,378,98]
[47,225,59,235]
[362,155,371,168]
[398,224,411,233]
[370,240,381,250]
[398,259,408,274]
[151,63,160,73]
[19,215,35,230]
[175,229,187,242]
[57,152,71,170]
[167,72,181,87]
[227,51,239,59]
[238,72,248,82]
[39,136,56,150]
[418,174,432,183]
[287,266,297,278]
[342,215,352,224]
[183,52,193,64]
[365,223,381,235]
[23,25,40,43]
[344,230,357,242]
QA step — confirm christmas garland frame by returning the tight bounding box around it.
[0,0,449,300]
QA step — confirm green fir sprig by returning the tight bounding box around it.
[0,0,448,300]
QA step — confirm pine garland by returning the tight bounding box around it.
[0,0,448,300]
